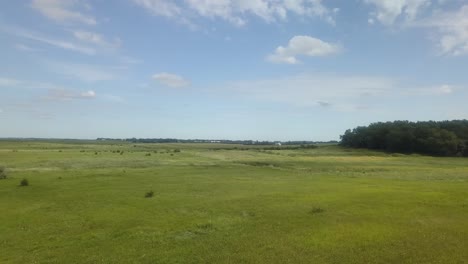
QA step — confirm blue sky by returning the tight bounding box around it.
[0,0,467,141]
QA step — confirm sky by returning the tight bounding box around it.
[0,0,467,141]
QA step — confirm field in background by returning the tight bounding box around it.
[1,140,468,263]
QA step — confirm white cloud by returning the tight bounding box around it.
[0,77,22,87]
[31,0,96,25]
[209,73,460,112]
[102,94,126,104]
[133,0,337,27]
[437,84,454,94]
[267,35,341,64]
[364,0,430,25]
[414,5,468,56]
[152,73,190,88]
[400,83,458,96]
[81,90,96,98]
[45,88,97,101]
[72,30,121,49]
[49,62,116,82]
[1,25,96,55]
[22,33,95,55]
[0,77,101,94]
[120,56,143,64]
[218,73,393,109]
[15,43,38,52]
[132,0,181,17]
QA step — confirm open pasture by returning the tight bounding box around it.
[1,141,468,263]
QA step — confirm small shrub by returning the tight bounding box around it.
[20,178,29,187]
[196,223,213,230]
[145,190,154,198]
[0,167,7,180]
[120,151,124,155]
[95,152,98,155]
[310,207,325,214]
[174,149,181,153]
[145,153,151,156]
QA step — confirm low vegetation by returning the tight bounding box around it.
[0,140,467,263]
[19,178,29,187]
[145,190,154,198]
[0,166,7,179]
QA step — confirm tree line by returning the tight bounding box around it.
[97,138,336,146]
[340,120,468,156]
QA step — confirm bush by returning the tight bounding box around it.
[0,167,7,180]
[310,207,325,214]
[20,178,29,187]
[145,190,154,198]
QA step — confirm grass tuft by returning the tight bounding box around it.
[19,178,29,187]
[310,207,325,214]
[0,166,7,180]
[144,190,154,198]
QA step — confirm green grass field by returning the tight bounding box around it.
[1,141,468,263]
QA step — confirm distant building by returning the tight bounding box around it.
[275,142,282,146]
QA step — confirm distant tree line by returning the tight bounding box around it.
[340,120,468,156]
[96,138,335,146]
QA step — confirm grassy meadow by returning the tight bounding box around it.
[1,140,468,263]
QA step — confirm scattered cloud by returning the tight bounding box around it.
[15,43,39,52]
[363,0,431,25]
[437,84,454,94]
[81,90,96,98]
[102,94,126,104]
[0,76,101,93]
[46,61,117,82]
[152,73,190,88]
[217,73,393,109]
[44,88,97,101]
[0,77,22,87]
[120,56,143,64]
[132,0,181,18]
[267,35,341,64]
[400,83,459,96]
[31,0,97,25]
[72,30,121,49]
[211,73,460,112]
[1,25,95,55]
[413,5,468,56]
[132,0,337,27]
